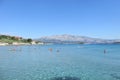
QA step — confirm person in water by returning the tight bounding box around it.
[56,50,60,53]
[104,49,106,54]
[49,48,53,52]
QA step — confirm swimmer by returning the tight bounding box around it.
[9,48,16,51]
[104,49,106,54]
[56,50,60,53]
[49,48,53,52]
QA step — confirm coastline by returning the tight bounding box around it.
[0,42,44,46]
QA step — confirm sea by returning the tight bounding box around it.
[0,44,120,80]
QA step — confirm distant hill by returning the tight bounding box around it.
[37,34,120,44]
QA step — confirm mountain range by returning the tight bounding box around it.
[37,34,120,44]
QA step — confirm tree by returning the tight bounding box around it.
[11,36,16,40]
[27,38,32,43]
[79,42,84,44]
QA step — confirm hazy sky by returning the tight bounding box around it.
[0,0,120,39]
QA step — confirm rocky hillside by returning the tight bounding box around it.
[37,34,120,44]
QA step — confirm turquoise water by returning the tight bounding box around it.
[0,44,120,80]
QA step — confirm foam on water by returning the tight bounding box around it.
[0,44,120,80]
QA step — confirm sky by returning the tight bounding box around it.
[0,0,120,39]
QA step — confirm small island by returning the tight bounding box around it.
[0,35,44,46]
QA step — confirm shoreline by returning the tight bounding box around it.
[0,42,44,46]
